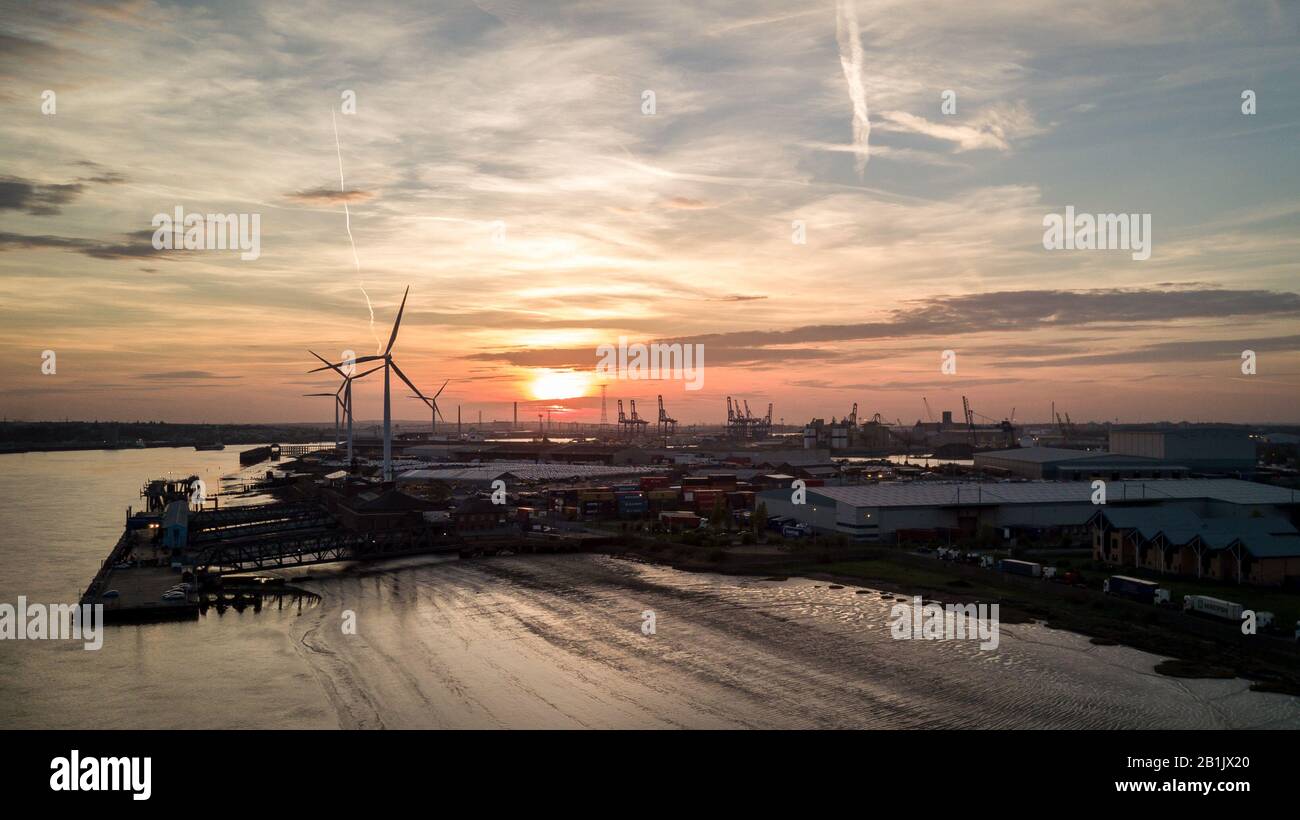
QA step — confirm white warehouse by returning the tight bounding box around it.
[757,479,1299,543]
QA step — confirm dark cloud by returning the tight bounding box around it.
[287,187,375,204]
[459,287,1300,369]
[689,288,1300,348]
[0,177,85,215]
[996,334,1300,368]
[0,228,187,260]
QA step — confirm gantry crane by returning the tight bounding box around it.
[656,395,677,436]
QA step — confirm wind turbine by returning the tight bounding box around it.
[302,391,344,449]
[408,379,449,438]
[308,351,381,464]
[311,286,424,481]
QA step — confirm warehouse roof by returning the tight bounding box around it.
[398,462,667,483]
[976,446,1105,463]
[1093,508,1300,557]
[770,479,1299,509]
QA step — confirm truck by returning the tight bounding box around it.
[997,559,1042,578]
[782,523,811,539]
[1183,594,1244,622]
[1103,575,1170,604]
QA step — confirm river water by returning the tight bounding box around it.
[2,446,1299,729]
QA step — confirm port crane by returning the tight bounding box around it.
[618,400,650,439]
[725,396,772,439]
[656,395,677,436]
[962,395,976,447]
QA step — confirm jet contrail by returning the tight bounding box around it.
[331,110,379,353]
[834,0,871,178]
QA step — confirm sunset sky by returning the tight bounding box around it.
[1,0,1298,426]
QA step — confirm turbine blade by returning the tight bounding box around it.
[315,355,381,373]
[385,286,410,355]
[434,379,449,399]
[390,359,426,400]
[309,350,345,376]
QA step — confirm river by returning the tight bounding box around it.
[2,446,1298,729]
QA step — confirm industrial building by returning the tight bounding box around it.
[1091,507,1300,586]
[396,462,668,488]
[1108,426,1256,474]
[757,479,1300,548]
[973,446,1190,480]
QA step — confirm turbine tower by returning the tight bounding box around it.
[312,286,424,482]
[408,379,449,438]
[302,391,343,449]
[309,350,380,464]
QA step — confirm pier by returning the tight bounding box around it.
[78,474,611,622]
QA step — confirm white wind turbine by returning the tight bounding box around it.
[308,350,382,464]
[311,286,425,481]
[407,379,449,438]
[302,390,344,449]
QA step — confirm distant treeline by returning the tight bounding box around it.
[0,421,330,452]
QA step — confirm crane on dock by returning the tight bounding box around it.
[656,395,677,436]
[962,395,976,447]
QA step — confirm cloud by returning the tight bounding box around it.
[660,196,714,210]
[0,177,86,215]
[286,187,376,204]
[834,0,871,177]
[461,287,1300,370]
[876,102,1047,152]
[0,229,188,260]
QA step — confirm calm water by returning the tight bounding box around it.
[3,447,1299,729]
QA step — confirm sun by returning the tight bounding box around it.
[528,369,591,401]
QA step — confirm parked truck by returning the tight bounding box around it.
[1103,575,1170,604]
[1183,594,1244,622]
[997,559,1042,578]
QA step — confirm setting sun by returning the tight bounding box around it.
[527,369,591,401]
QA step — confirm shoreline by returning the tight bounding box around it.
[604,542,1300,696]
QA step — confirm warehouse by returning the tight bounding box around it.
[973,446,1188,480]
[757,479,1299,544]
[1091,507,1300,586]
[397,462,667,488]
[1108,426,1255,474]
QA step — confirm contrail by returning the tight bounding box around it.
[834,0,871,178]
[331,110,379,353]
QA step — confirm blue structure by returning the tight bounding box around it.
[161,500,189,550]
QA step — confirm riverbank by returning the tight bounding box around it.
[607,540,1300,695]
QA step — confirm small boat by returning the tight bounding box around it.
[194,443,225,451]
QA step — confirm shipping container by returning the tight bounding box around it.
[1103,575,1170,604]
[997,559,1041,577]
[1183,594,1244,621]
